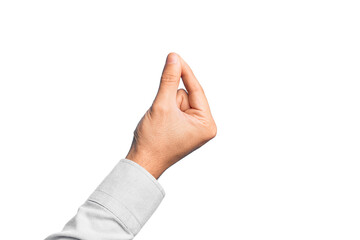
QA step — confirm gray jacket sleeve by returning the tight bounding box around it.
[45,158,165,240]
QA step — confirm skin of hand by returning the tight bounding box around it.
[126,53,217,179]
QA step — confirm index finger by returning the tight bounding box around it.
[178,55,210,111]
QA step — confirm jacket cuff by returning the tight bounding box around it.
[87,158,165,235]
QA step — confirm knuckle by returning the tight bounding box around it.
[199,120,217,141]
[161,72,178,83]
[207,122,217,139]
[211,125,217,138]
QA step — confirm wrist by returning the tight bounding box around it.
[126,151,167,179]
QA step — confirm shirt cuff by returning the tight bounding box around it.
[87,158,165,235]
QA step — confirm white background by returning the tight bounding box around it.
[0,1,359,239]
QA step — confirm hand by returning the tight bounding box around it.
[126,53,217,179]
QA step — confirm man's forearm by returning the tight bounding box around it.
[45,159,165,240]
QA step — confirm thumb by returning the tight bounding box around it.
[154,53,181,104]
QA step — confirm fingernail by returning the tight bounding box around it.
[166,53,178,64]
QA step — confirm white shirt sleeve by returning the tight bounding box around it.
[45,158,165,240]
